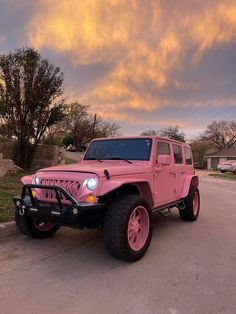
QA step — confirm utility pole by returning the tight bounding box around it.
[92,114,97,139]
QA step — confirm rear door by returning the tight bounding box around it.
[172,144,185,199]
[154,140,175,206]
[183,146,194,176]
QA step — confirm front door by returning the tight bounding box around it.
[154,140,175,206]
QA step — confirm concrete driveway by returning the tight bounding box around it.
[0,172,236,314]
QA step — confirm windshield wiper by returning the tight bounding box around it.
[108,157,132,164]
[85,157,103,162]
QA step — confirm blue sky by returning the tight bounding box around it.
[0,0,236,138]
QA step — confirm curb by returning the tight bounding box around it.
[0,221,17,238]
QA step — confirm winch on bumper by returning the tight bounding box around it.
[13,184,106,228]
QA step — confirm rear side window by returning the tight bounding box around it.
[173,144,183,164]
[157,142,170,155]
[184,147,192,165]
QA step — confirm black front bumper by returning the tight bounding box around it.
[13,184,106,228]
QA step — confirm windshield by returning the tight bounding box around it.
[84,138,152,161]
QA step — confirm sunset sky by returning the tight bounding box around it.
[1,0,236,138]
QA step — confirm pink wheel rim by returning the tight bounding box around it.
[193,191,199,216]
[33,220,54,231]
[127,206,150,251]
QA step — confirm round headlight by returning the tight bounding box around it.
[34,176,40,185]
[86,178,98,190]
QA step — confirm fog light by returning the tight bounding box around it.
[86,195,95,203]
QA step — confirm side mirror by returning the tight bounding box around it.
[157,155,171,166]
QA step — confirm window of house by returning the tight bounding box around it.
[173,144,183,164]
[184,147,193,165]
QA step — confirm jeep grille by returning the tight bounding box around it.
[39,179,80,201]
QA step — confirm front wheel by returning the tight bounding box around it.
[220,170,226,173]
[104,195,153,262]
[15,210,60,238]
[179,186,200,221]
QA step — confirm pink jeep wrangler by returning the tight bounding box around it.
[14,136,200,261]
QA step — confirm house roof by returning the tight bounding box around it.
[205,147,236,157]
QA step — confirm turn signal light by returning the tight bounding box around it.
[86,194,95,203]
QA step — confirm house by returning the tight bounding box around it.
[205,147,236,170]
[192,147,216,169]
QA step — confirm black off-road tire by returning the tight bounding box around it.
[179,186,200,221]
[15,210,60,238]
[220,170,226,173]
[104,195,153,262]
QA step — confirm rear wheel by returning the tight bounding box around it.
[179,186,200,221]
[220,170,226,173]
[15,210,60,238]
[104,195,153,262]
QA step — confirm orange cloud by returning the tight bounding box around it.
[186,1,236,61]
[29,0,150,64]
[28,0,236,128]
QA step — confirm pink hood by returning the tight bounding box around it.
[38,161,151,178]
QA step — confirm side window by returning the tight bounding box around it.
[157,142,170,156]
[173,144,183,164]
[184,147,193,165]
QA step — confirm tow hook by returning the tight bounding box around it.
[19,205,26,216]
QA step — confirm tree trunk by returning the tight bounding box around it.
[13,139,37,169]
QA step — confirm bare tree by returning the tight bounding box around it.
[190,138,210,168]
[159,125,186,142]
[0,47,64,168]
[141,126,185,142]
[61,102,121,149]
[95,120,121,138]
[201,120,236,150]
[140,130,158,136]
[61,103,92,148]
[0,121,12,138]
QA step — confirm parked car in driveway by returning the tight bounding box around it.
[66,144,77,152]
[217,160,236,174]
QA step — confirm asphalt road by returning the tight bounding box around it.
[0,172,236,314]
